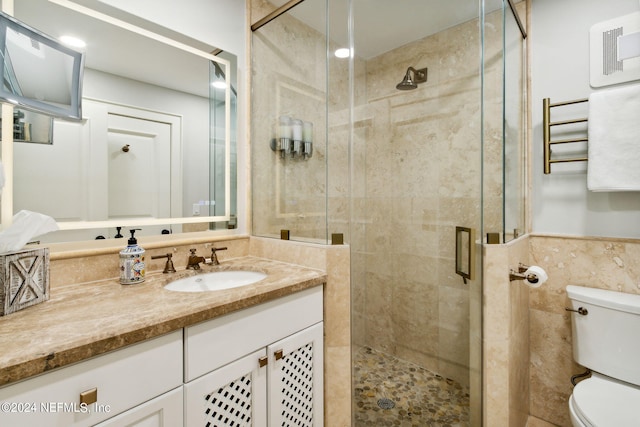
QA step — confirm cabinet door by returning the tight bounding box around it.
[0,331,182,427]
[94,387,183,427]
[185,286,323,382]
[268,322,323,427]
[184,349,268,427]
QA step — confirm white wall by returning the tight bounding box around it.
[531,0,640,238]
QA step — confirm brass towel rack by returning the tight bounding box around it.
[543,97,588,174]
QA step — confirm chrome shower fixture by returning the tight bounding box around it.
[396,67,428,90]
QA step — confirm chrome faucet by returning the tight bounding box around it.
[186,249,206,270]
[210,247,228,265]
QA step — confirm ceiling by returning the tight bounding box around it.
[272,0,505,60]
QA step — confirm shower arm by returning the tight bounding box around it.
[406,67,427,83]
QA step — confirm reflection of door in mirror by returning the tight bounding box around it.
[107,114,171,232]
[14,99,183,242]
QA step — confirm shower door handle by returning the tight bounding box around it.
[455,226,476,284]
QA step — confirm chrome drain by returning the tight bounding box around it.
[377,398,395,410]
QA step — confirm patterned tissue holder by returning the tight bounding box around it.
[0,248,50,316]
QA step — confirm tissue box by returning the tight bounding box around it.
[0,248,50,316]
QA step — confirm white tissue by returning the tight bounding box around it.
[0,210,59,253]
[523,265,548,288]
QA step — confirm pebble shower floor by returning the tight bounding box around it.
[353,346,470,427]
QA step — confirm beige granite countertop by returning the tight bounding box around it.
[0,256,326,387]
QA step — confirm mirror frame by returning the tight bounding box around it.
[0,0,232,235]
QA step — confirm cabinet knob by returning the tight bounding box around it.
[274,349,284,361]
[79,387,98,405]
[258,356,268,368]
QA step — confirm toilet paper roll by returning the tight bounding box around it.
[523,265,548,288]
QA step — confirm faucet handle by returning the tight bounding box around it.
[210,246,228,265]
[151,253,177,274]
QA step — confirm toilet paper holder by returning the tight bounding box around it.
[509,263,540,283]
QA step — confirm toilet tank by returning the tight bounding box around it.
[567,285,640,387]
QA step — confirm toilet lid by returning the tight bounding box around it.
[572,374,640,427]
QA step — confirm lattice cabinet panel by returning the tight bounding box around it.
[185,349,268,427]
[204,374,252,426]
[268,323,324,427]
[280,343,314,425]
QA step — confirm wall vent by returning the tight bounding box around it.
[590,12,640,87]
[602,27,624,76]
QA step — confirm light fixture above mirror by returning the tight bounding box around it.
[59,34,86,49]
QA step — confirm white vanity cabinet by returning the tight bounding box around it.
[184,286,324,427]
[94,387,183,427]
[0,285,324,427]
[0,330,183,427]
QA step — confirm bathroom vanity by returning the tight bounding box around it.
[0,256,326,426]
[184,287,323,426]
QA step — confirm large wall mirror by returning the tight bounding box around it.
[2,0,237,243]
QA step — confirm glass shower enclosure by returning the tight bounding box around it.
[250,0,527,425]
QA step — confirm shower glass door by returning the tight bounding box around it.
[348,0,483,425]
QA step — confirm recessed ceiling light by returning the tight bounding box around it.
[60,35,86,49]
[211,81,227,89]
[334,48,350,58]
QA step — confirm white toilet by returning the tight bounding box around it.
[566,285,640,427]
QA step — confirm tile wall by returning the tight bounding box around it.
[484,233,640,427]
[527,234,640,426]
[483,236,530,427]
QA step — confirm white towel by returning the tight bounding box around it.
[587,84,640,191]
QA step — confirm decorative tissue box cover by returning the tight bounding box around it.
[0,248,50,315]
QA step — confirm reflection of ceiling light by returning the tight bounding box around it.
[211,81,227,89]
[334,48,350,58]
[60,35,86,49]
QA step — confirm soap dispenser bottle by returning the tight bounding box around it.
[119,229,145,284]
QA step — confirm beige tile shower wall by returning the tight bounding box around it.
[528,234,640,427]
[483,236,530,427]
[250,0,329,241]
[327,49,354,243]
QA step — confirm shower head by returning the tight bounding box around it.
[396,67,428,90]
[396,70,417,90]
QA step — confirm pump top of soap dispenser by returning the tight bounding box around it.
[128,229,141,245]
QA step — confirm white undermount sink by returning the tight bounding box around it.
[163,270,267,292]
